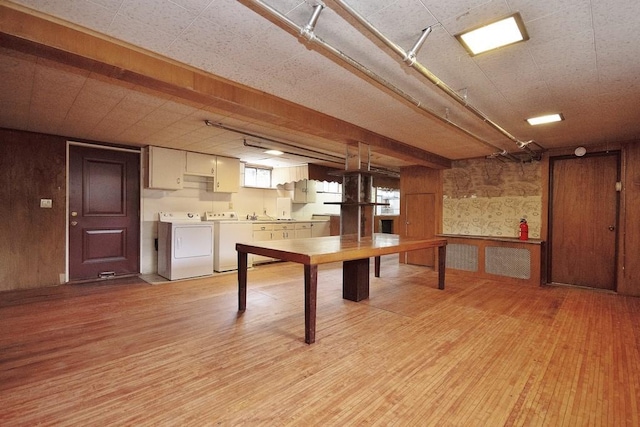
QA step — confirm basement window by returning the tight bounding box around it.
[244,165,272,188]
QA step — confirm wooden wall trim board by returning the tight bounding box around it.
[0,4,450,170]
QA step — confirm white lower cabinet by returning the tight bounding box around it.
[311,221,330,237]
[294,222,312,238]
[273,223,294,240]
[252,223,274,264]
[251,220,329,264]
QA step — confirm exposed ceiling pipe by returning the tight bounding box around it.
[300,3,325,41]
[206,119,342,162]
[207,119,401,174]
[243,138,345,165]
[242,0,521,161]
[404,26,432,66]
[330,0,541,159]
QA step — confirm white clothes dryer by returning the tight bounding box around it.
[157,212,213,280]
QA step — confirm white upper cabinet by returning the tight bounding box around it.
[146,147,239,192]
[293,179,317,203]
[214,156,240,193]
[146,146,185,190]
[185,152,216,177]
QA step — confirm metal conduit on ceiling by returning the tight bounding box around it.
[330,0,542,158]
[243,0,524,162]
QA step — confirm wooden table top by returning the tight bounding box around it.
[236,233,447,265]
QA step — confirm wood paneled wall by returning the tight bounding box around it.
[619,141,640,296]
[0,128,66,291]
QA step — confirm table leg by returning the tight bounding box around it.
[343,258,370,301]
[238,251,248,311]
[304,264,318,344]
[374,256,381,277]
[438,244,446,290]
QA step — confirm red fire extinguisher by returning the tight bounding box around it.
[519,218,529,240]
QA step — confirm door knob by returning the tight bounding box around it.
[608,225,615,231]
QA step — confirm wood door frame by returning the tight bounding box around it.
[547,151,621,290]
[65,141,142,283]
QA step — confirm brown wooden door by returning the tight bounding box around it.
[405,193,435,266]
[549,153,619,290]
[69,145,140,280]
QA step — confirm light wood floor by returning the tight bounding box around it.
[1,257,639,426]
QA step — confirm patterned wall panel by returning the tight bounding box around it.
[442,158,542,238]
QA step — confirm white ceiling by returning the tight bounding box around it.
[1,0,639,170]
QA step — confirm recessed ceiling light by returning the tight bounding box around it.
[265,149,284,156]
[456,13,529,56]
[526,113,564,126]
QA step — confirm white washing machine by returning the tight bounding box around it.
[204,212,253,272]
[157,212,214,280]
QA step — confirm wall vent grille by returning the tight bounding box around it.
[485,247,530,279]
[446,243,478,272]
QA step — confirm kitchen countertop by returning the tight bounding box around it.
[211,219,330,223]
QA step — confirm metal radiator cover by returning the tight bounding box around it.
[446,243,478,272]
[485,246,531,279]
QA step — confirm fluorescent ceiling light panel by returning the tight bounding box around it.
[456,13,529,56]
[265,149,284,155]
[526,113,564,126]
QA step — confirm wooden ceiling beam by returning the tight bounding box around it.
[0,5,451,169]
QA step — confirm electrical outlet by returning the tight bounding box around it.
[40,198,52,208]
[228,202,233,209]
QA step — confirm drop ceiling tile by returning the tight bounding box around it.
[592,0,640,27]
[595,20,640,66]
[529,30,596,77]
[524,2,593,45]
[11,0,116,34]
[597,66,640,94]
[421,0,497,22]
[199,0,274,37]
[107,12,180,53]
[330,0,391,18]
[507,0,588,21]
[439,1,512,35]
[545,68,600,100]
[366,0,438,45]
[226,26,306,74]
[168,0,212,14]
[180,13,236,52]
[119,91,167,111]
[0,101,30,129]
[101,106,148,126]
[119,0,199,37]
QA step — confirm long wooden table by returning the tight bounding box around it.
[236,233,447,344]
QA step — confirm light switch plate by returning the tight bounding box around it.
[40,198,52,208]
